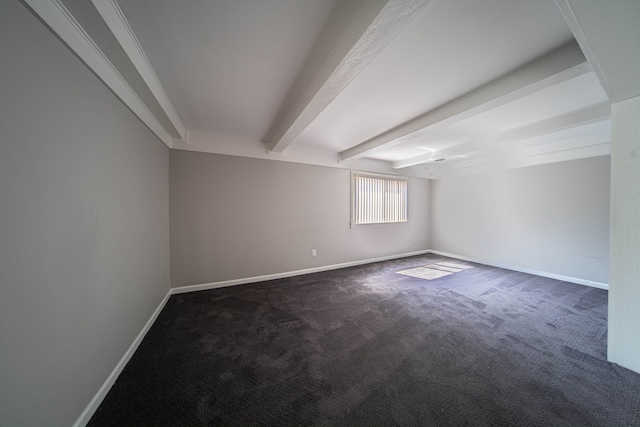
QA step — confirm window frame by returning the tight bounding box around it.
[350,171,408,227]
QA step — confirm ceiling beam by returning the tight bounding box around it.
[340,41,590,162]
[391,102,611,169]
[427,141,611,180]
[268,0,431,154]
[91,0,187,142]
[428,129,611,174]
[555,0,640,103]
[22,0,176,148]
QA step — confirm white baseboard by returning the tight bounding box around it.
[73,247,607,426]
[172,249,608,294]
[72,290,172,427]
[170,249,431,294]
[72,249,430,425]
[427,250,609,290]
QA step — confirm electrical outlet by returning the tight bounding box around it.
[312,249,317,257]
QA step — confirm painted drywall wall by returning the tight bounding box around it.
[0,2,170,426]
[170,150,430,287]
[608,96,640,373]
[430,156,610,283]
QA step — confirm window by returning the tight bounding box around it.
[351,172,408,226]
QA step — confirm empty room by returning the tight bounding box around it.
[1,0,639,425]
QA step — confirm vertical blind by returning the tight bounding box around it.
[352,173,408,225]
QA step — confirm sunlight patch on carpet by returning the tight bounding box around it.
[397,262,474,280]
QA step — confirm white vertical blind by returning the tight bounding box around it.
[352,173,408,225]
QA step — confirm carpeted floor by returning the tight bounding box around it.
[88,254,640,426]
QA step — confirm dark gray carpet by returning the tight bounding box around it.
[88,254,640,426]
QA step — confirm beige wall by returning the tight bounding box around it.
[0,2,170,426]
[170,150,430,287]
[431,156,610,284]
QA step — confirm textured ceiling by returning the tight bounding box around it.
[27,0,613,178]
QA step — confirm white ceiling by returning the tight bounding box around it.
[117,0,364,140]
[296,0,577,150]
[27,0,612,178]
